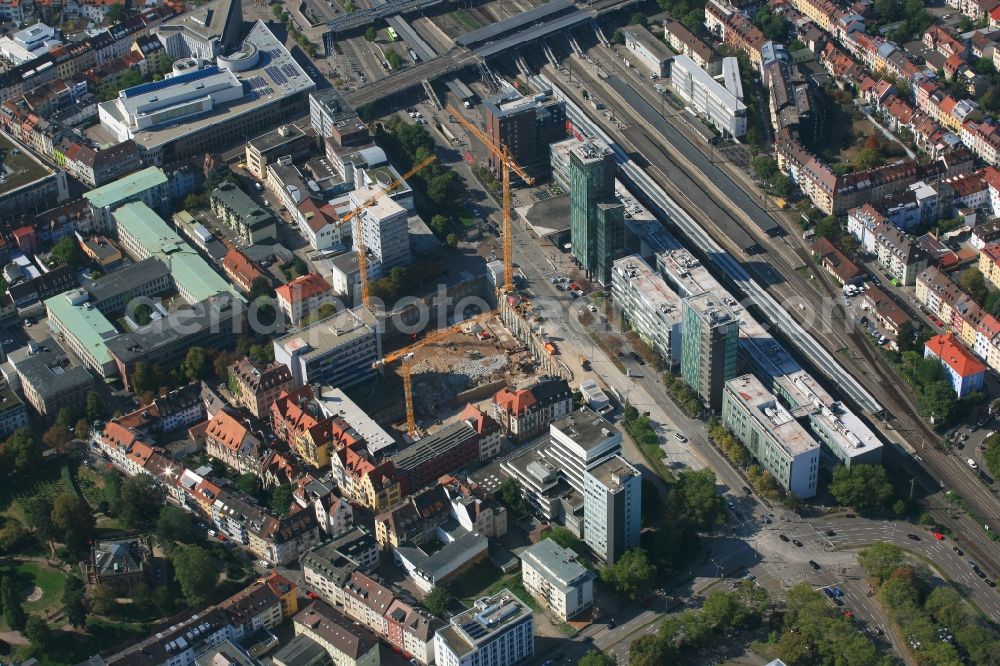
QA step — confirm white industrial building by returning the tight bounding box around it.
[670,54,747,137]
[622,25,674,77]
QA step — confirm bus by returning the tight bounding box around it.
[386,26,398,41]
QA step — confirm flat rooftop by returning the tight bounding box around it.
[103,21,314,150]
[316,386,395,453]
[520,538,593,592]
[726,374,818,458]
[82,166,167,210]
[274,306,376,359]
[586,454,640,491]
[441,589,532,654]
[87,258,171,306]
[551,407,619,453]
[45,291,118,368]
[623,24,675,62]
[0,133,52,195]
[683,291,738,327]
[612,255,682,323]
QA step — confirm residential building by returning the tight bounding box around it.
[663,18,720,74]
[443,476,508,538]
[384,600,438,665]
[245,123,314,180]
[374,484,452,550]
[294,477,354,537]
[622,24,674,77]
[82,537,150,593]
[270,386,363,469]
[13,339,92,416]
[80,235,124,272]
[222,248,266,293]
[301,527,379,607]
[275,273,337,326]
[203,409,263,476]
[228,358,294,418]
[482,89,566,179]
[925,332,986,397]
[210,182,277,245]
[520,539,595,621]
[390,421,479,495]
[292,601,380,666]
[722,375,820,499]
[342,571,395,635]
[568,140,625,285]
[434,591,534,666]
[583,455,641,564]
[293,197,343,252]
[670,53,747,137]
[810,237,865,286]
[332,444,402,512]
[847,204,929,285]
[611,256,683,367]
[273,306,381,389]
[0,387,28,437]
[492,376,573,441]
[309,88,369,147]
[681,292,739,410]
[458,402,503,460]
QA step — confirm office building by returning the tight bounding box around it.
[722,375,819,498]
[210,182,277,244]
[520,539,595,621]
[246,123,314,180]
[13,339,93,416]
[482,89,566,178]
[390,421,479,495]
[83,258,173,316]
[153,0,243,59]
[101,21,314,165]
[394,529,489,593]
[83,166,169,232]
[273,306,381,389]
[351,182,410,269]
[45,288,120,377]
[583,455,641,564]
[434,591,534,666]
[309,88,369,147]
[611,255,683,367]
[670,54,748,137]
[622,25,674,77]
[681,292,739,410]
[569,140,625,285]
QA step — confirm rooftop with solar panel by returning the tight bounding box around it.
[95,19,315,160]
[434,590,533,657]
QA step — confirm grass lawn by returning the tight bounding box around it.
[448,561,540,611]
[0,561,67,623]
[457,207,477,229]
[0,459,70,523]
[0,134,49,193]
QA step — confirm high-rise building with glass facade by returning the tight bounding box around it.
[680,292,739,410]
[569,141,625,285]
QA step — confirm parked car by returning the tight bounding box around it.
[968,458,979,469]
[932,532,945,541]
[779,534,790,542]
[907,533,921,541]
[809,560,821,570]
[792,539,803,547]
[953,546,964,556]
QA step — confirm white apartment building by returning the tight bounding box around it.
[434,591,534,666]
[611,255,683,368]
[351,183,411,274]
[670,53,748,137]
[847,204,929,285]
[520,539,595,621]
[583,455,641,564]
[722,374,819,499]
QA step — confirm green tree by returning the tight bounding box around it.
[579,650,616,666]
[828,464,893,511]
[815,215,841,239]
[751,155,778,180]
[386,49,402,69]
[157,506,203,549]
[612,29,625,45]
[446,233,459,247]
[23,496,55,544]
[172,545,219,607]
[1,575,26,632]
[42,424,72,453]
[365,26,377,41]
[51,492,95,552]
[543,527,585,555]
[984,433,1000,478]
[858,542,904,583]
[629,11,646,25]
[429,213,449,237]
[599,548,655,599]
[498,476,531,515]
[674,468,725,530]
[51,235,83,267]
[269,484,295,517]
[423,586,453,617]
[4,428,41,475]
[768,173,792,197]
[57,406,76,429]
[629,634,666,666]
[917,380,957,422]
[182,346,209,381]
[960,268,989,306]
[106,3,126,22]
[62,576,87,628]
[24,615,51,652]
[248,277,273,302]
[119,474,166,530]
[854,147,880,170]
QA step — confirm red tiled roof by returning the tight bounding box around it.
[925,333,986,378]
[493,387,537,415]
[275,273,331,305]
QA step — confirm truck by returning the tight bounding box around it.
[543,341,558,355]
[579,379,612,413]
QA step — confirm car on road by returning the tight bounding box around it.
[307,591,319,599]
[779,534,790,542]
[988,579,997,588]
[259,560,271,568]
[932,532,945,540]
[825,529,836,537]
[674,433,687,442]
[968,458,979,469]
[207,529,216,537]
[974,568,986,579]
[907,533,921,541]
[792,539,803,547]
[809,560,821,570]
[1,339,12,345]
[953,546,964,556]
[742,486,752,495]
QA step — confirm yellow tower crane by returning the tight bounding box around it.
[341,154,437,311]
[372,308,497,438]
[445,104,535,293]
